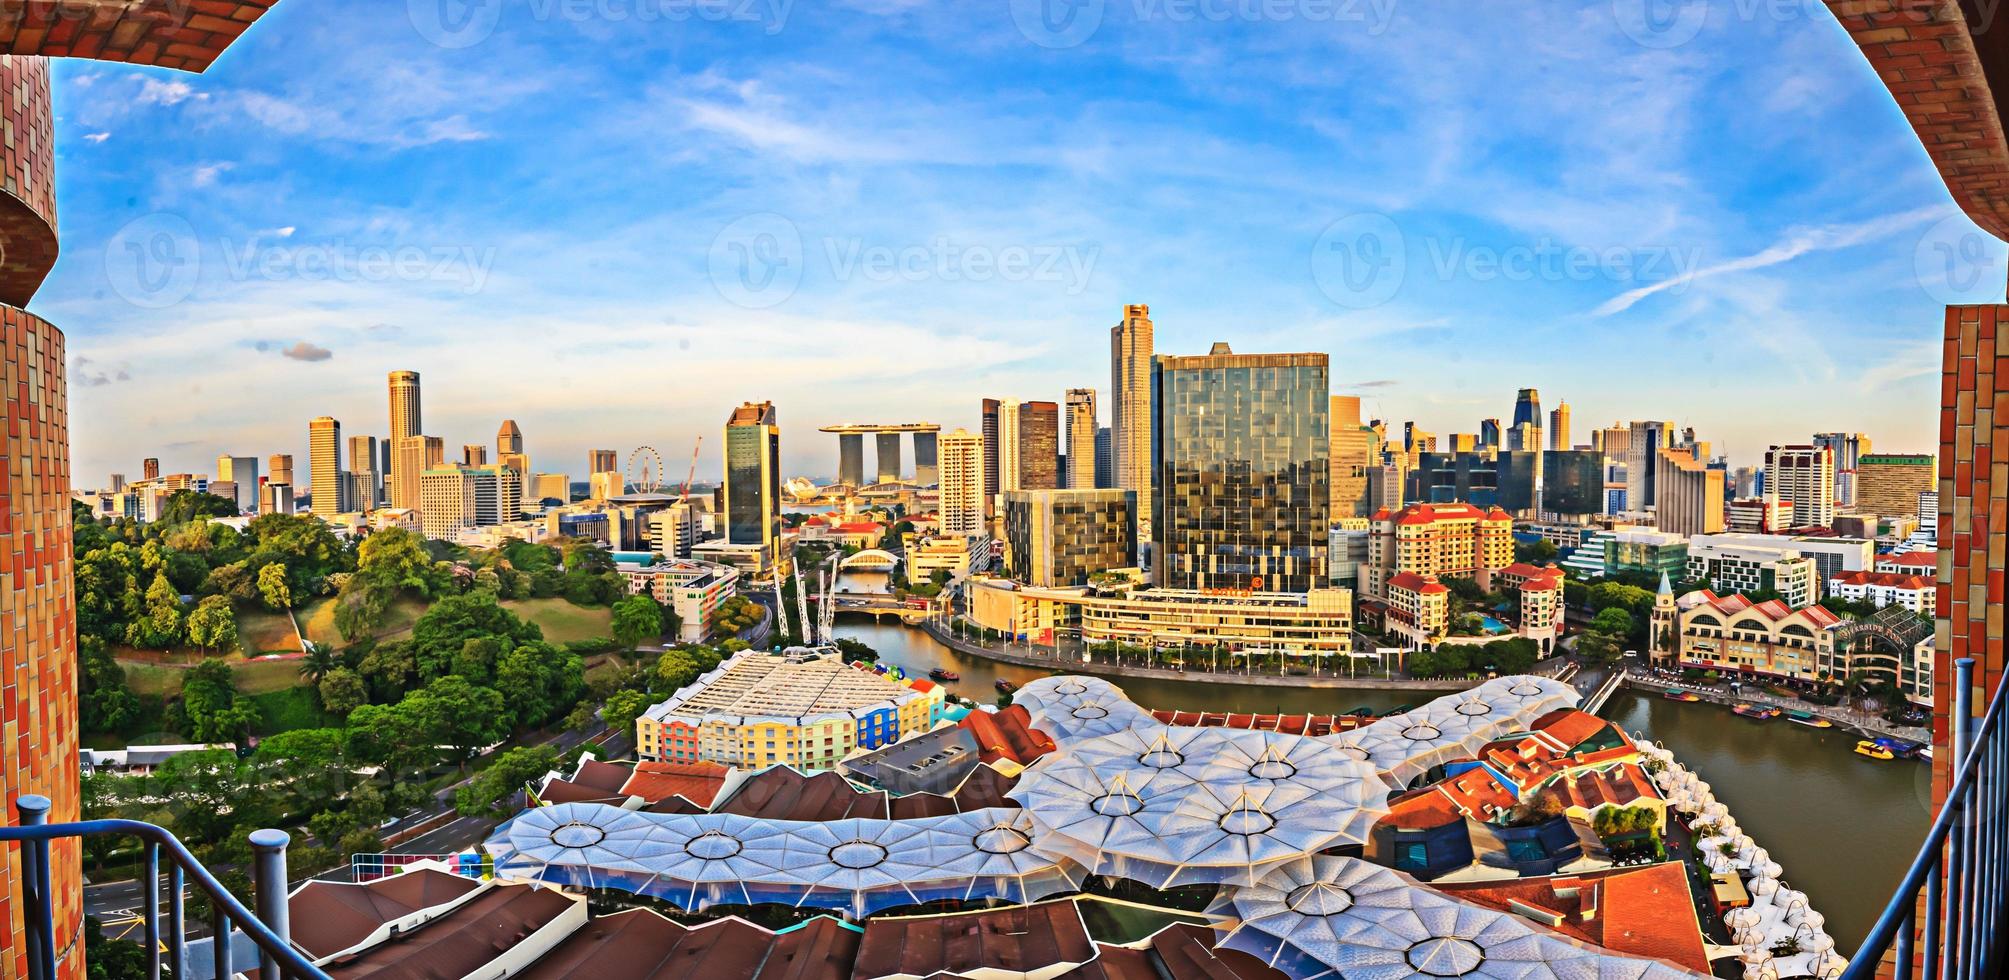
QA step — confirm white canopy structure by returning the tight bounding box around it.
[488,802,1085,917]
[1007,726,1390,887]
[1209,855,1701,980]
[1323,676,1582,786]
[1012,675,1159,743]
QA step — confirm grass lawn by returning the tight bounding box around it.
[117,655,305,698]
[247,685,339,734]
[295,595,427,649]
[237,608,303,655]
[503,598,614,646]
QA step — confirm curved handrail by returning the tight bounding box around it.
[1841,658,2009,979]
[0,816,331,979]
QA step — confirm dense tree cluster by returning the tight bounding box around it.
[1404,636,1542,679]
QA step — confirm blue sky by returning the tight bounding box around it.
[37,0,2004,487]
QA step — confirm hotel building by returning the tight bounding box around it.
[1364,502,1515,600]
[937,427,986,536]
[616,555,740,644]
[1002,488,1137,587]
[1498,562,1567,652]
[721,401,784,577]
[1109,304,1154,522]
[1381,571,1452,651]
[1856,453,1935,518]
[966,577,1353,659]
[1765,444,1836,529]
[635,650,944,768]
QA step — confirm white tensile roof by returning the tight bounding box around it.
[1008,725,1391,888]
[1325,677,1581,786]
[1210,855,1701,980]
[1011,675,1159,742]
[488,802,1084,918]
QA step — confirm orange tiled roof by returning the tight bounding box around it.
[1434,864,1711,973]
[618,761,730,808]
[1387,571,1449,594]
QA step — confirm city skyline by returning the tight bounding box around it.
[35,2,1993,483]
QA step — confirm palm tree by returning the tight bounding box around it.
[298,645,341,685]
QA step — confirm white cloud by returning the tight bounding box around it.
[82,131,110,144]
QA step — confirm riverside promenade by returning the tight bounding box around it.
[917,620,1473,691]
[1621,670,1928,744]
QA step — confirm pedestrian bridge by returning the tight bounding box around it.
[838,549,899,570]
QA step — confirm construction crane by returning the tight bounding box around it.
[678,437,703,503]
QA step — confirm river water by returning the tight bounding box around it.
[828,572,1930,954]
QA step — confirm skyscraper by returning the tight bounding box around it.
[913,430,938,486]
[497,420,530,510]
[1654,448,1726,536]
[1109,304,1154,526]
[875,431,902,483]
[143,456,161,480]
[838,433,865,486]
[1017,400,1060,491]
[1766,444,1836,529]
[214,454,258,513]
[1329,395,1373,520]
[1813,432,1871,508]
[462,443,488,467]
[1094,426,1113,489]
[1512,388,1542,430]
[724,401,783,571]
[1152,343,1329,592]
[388,370,422,439]
[981,399,1002,518]
[267,453,294,487]
[497,419,523,455]
[392,435,443,511]
[939,428,985,536]
[309,416,345,513]
[1478,418,1502,449]
[1625,421,1669,513]
[1065,388,1097,490]
[589,449,620,477]
[1548,402,1571,451]
[348,435,381,509]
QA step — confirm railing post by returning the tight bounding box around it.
[248,829,292,980]
[16,795,55,980]
[213,889,233,980]
[144,843,161,980]
[168,862,186,980]
[1951,658,1976,980]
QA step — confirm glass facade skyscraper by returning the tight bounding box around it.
[725,401,782,566]
[1151,344,1329,593]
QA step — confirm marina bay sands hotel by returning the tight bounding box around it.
[818,423,940,486]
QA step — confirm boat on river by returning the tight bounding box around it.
[1786,710,1833,729]
[995,679,1017,694]
[929,668,959,682]
[1732,703,1782,720]
[1855,739,1897,760]
[1662,690,1702,702]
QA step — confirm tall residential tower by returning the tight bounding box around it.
[1109,304,1154,528]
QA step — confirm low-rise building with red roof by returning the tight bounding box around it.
[1827,570,1936,615]
[1433,864,1712,974]
[1673,589,1844,682]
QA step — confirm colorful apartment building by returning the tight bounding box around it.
[636,650,944,769]
[1365,502,1514,600]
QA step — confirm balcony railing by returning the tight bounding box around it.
[0,801,330,980]
[1843,657,2008,979]
[1,663,2003,980]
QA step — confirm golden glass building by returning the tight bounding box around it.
[1002,488,1137,587]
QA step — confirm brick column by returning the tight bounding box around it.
[1937,303,2004,798]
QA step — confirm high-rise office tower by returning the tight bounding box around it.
[1404,423,1436,454]
[309,416,345,513]
[142,456,161,480]
[1813,432,1871,508]
[392,435,444,510]
[348,435,381,509]
[1478,418,1502,449]
[214,454,258,513]
[1857,454,1935,516]
[267,453,294,487]
[497,420,529,510]
[1625,421,1669,513]
[1065,388,1097,490]
[1766,444,1837,529]
[1018,400,1060,491]
[588,449,620,477]
[109,474,126,493]
[1094,426,1113,489]
[1329,395,1374,520]
[724,401,783,569]
[1109,304,1154,525]
[1512,388,1542,430]
[1549,402,1571,451]
[981,399,1003,518]
[1654,448,1726,536]
[388,370,422,439]
[462,444,488,466]
[939,428,986,536]
[1003,489,1138,587]
[1152,343,1329,592]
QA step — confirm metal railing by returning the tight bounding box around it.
[1843,657,2008,979]
[0,796,331,980]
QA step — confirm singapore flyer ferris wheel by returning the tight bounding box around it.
[627,446,666,494]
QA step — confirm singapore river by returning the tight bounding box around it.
[828,573,1930,953]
